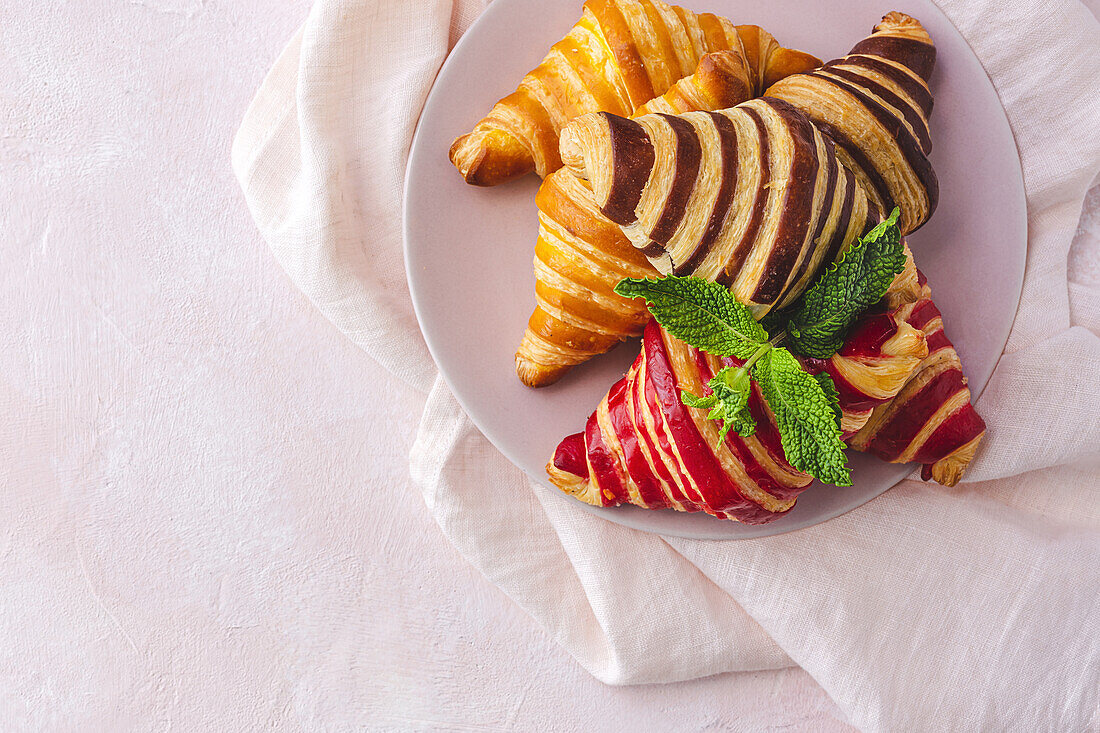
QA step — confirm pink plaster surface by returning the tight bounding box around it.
[2,0,1093,729]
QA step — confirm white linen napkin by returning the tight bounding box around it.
[232,0,1100,729]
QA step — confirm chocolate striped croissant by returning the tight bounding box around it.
[558,96,878,314]
[516,47,820,388]
[449,0,819,185]
[849,272,986,486]
[548,282,929,523]
[766,11,937,234]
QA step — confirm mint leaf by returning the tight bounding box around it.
[682,365,756,440]
[753,348,851,486]
[785,208,905,359]
[681,391,718,410]
[615,276,768,359]
[757,308,787,337]
[813,372,843,428]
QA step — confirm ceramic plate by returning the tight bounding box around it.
[403,0,1025,539]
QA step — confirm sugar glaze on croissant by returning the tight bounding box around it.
[450,0,819,185]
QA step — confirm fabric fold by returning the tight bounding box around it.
[233,0,1100,729]
[411,376,794,683]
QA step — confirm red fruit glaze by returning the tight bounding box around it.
[643,323,778,524]
[584,394,629,506]
[907,299,941,331]
[642,357,703,511]
[912,404,986,464]
[838,309,896,357]
[925,329,951,354]
[606,374,669,509]
[553,432,588,478]
[692,351,804,502]
[865,368,967,462]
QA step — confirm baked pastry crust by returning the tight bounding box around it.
[506,11,987,493]
[848,272,987,487]
[766,11,938,234]
[516,39,820,387]
[449,0,819,186]
[559,97,877,314]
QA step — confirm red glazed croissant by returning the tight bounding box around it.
[848,272,986,486]
[548,308,928,523]
[547,265,929,523]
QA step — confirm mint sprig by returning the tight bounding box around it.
[614,210,904,487]
[616,275,848,486]
[681,365,757,440]
[785,207,905,358]
[755,348,850,486]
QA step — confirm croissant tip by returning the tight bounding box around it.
[546,460,601,505]
[449,136,492,186]
[875,11,933,46]
[926,431,985,487]
[880,11,921,28]
[449,130,536,186]
[516,354,570,388]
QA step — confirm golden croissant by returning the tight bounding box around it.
[449,0,819,186]
[516,44,821,388]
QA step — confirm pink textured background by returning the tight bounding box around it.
[2,0,1096,729]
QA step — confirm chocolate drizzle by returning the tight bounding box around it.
[820,167,858,267]
[849,36,936,82]
[841,54,933,116]
[752,98,821,305]
[674,112,738,275]
[810,71,938,222]
[600,113,655,225]
[717,106,769,287]
[821,65,931,153]
[783,134,839,297]
[649,114,702,245]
